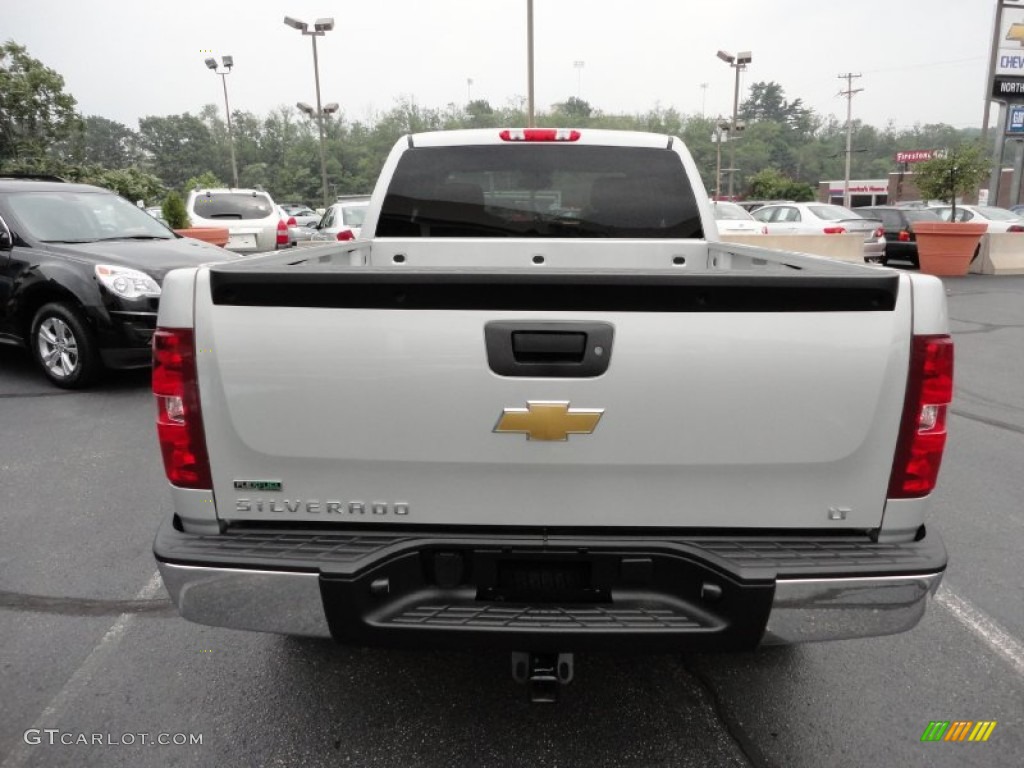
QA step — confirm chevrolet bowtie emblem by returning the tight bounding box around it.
[1008,22,1024,46]
[493,401,604,441]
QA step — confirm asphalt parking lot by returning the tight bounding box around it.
[0,275,1022,768]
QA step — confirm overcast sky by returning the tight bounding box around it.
[4,0,999,133]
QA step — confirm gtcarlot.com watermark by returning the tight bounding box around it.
[23,729,203,747]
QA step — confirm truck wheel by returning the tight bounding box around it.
[30,302,101,389]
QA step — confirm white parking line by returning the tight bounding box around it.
[936,585,1024,679]
[1,571,164,768]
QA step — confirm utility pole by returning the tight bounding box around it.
[527,0,535,127]
[700,83,708,119]
[838,73,863,208]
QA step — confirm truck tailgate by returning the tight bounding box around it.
[193,268,910,530]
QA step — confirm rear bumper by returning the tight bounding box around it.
[154,520,946,650]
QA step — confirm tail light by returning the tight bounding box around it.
[153,328,211,489]
[499,128,581,142]
[336,229,355,241]
[888,335,954,498]
[287,216,297,227]
[276,219,289,245]
[762,225,768,235]
[898,230,911,242]
[1007,224,1024,233]
[823,226,847,234]
[873,226,885,238]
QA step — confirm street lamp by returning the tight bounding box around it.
[284,15,335,207]
[467,77,474,103]
[711,118,732,200]
[573,60,584,99]
[204,55,239,188]
[717,49,752,199]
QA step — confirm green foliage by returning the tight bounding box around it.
[161,191,190,229]
[0,41,82,164]
[90,167,164,204]
[138,113,218,189]
[551,97,593,124]
[81,116,139,168]
[746,168,814,201]
[183,171,224,195]
[913,143,990,205]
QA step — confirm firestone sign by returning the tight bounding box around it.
[895,150,942,164]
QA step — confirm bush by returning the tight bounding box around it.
[161,191,190,229]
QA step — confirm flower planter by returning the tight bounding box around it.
[912,221,987,276]
[174,227,229,247]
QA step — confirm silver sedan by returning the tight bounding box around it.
[752,202,885,261]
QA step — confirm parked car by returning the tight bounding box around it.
[736,199,794,213]
[932,204,1024,233]
[710,201,765,235]
[276,205,301,248]
[751,202,885,261]
[186,188,283,253]
[144,206,168,225]
[310,197,371,242]
[0,178,238,387]
[280,203,320,227]
[856,205,943,268]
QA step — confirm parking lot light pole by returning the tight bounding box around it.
[717,50,752,200]
[712,118,731,200]
[205,56,239,189]
[284,16,334,207]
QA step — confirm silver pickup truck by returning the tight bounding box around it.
[153,128,952,700]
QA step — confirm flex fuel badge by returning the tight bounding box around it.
[233,480,283,492]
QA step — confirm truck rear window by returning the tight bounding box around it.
[376,145,703,239]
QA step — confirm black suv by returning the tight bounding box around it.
[0,178,238,387]
[857,205,942,268]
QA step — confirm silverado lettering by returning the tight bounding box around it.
[235,499,409,515]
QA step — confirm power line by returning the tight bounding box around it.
[861,56,985,75]
[838,73,863,208]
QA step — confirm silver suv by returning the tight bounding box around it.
[186,188,281,253]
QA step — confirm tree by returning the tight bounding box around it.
[138,113,218,189]
[81,115,139,168]
[91,167,164,205]
[913,143,989,217]
[466,100,497,128]
[161,191,190,229]
[740,81,814,135]
[183,171,224,195]
[0,41,82,165]
[550,96,593,124]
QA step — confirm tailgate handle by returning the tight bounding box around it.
[512,331,586,363]
[485,322,613,378]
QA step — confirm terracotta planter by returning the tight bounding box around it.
[174,227,229,247]
[912,221,987,276]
